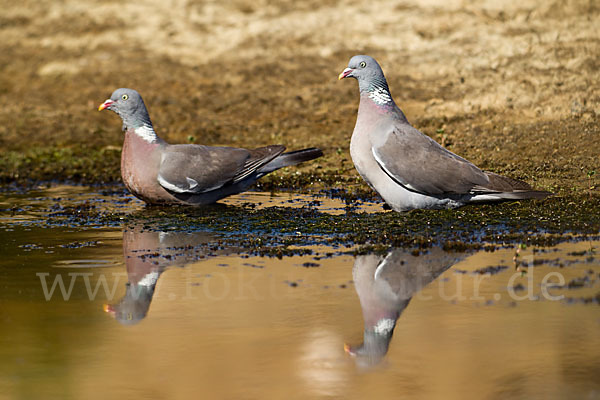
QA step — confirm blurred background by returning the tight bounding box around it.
[0,0,598,193]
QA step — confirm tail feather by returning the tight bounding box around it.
[483,172,535,191]
[259,147,323,173]
[470,190,552,202]
[470,171,552,201]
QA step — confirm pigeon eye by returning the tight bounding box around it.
[121,94,129,101]
[359,61,367,68]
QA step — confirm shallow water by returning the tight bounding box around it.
[0,186,599,400]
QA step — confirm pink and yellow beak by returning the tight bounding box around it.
[343,343,356,356]
[98,99,114,111]
[338,68,354,80]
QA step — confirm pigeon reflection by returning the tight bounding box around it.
[346,248,465,367]
[104,225,218,325]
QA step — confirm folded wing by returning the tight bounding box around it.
[157,144,285,194]
[371,124,490,195]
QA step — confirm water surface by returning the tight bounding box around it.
[0,186,598,400]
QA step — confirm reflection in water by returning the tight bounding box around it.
[104,226,218,325]
[347,248,465,367]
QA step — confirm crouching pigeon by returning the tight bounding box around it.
[99,88,323,205]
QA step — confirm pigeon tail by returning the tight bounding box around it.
[470,172,552,201]
[259,148,323,173]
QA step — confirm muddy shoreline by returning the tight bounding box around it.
[3,185,600,254]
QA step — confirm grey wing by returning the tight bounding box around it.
[230,145,286,183]
[157,144,286,194]
[371,124,489,195]
[375,248,465,298]
[157,145,251,194]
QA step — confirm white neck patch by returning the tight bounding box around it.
[134,125,158,143]
[368,86,392,106]
[137,271,159,287]
[373,318,395,335]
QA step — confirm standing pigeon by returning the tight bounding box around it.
[339,55,550,212]
[99,88,323,205]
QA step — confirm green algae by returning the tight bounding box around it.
[10,187,597,257]
[0,146,122,185]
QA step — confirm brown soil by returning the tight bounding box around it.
[0,0,598,195]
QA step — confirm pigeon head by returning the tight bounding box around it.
[344,327,395,369]
[339,55,384,81]
[103,284,154,326]
[98,88,153,131]
[339,55,394,106]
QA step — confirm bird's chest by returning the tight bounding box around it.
[350,128,374,180]
[121,132,163,201]
[350,112,388,188]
